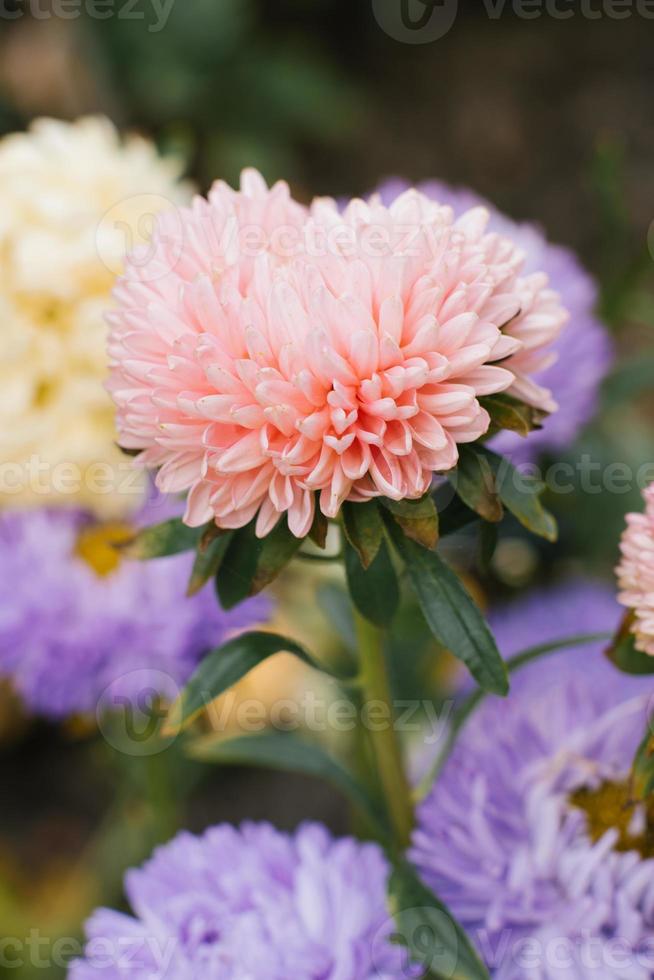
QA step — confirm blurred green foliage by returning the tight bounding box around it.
[81,0,362,189]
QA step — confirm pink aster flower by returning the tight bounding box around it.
[108,170,568,538]
[616,482,654,655]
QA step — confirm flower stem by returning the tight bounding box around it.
[145,747,178,845]
[353,608,414,849]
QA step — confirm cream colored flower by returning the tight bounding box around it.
[0,116,191,516]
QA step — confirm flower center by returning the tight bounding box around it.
[75,522,133,577]
[570,780,654,859]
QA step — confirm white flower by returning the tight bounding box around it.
[0,116,190,516]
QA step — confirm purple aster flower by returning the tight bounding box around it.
[69,821,405,979]
[0,497,269,719]
[377,180,614,463]
[412,581,654,978]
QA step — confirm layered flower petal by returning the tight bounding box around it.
[616,483,654,656]
[109,172,569,537]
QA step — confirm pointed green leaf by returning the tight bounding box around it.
[631,732,654,800]
[167,630,352,733]
[481,447,557,542]
[187,531,232,596]
[308,508,329,549]
[388,862,490,980]
[216,518,301,609]
[120,518,206,560]
[632,729,654,800]
[386,520,507,695]
[345,537,399,628]
[215,523,260,609]
[343,501,384,568]
[607,613,654,675]
[481,393,546,438]
[436,492,477,538]
[250,519,303,594]
[452,447,503,523]
[379,495,439,550]
[478,521,498,574]
[187,731,387,837]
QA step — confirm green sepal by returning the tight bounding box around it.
[344,537,399,628]
[379,495,439,550]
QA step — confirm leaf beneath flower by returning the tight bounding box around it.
[607,612,654,675]
[481,447,557,542]
[388,862,490,980]
[187,531,232,596]
[379,495,439,550]
[216,518,301,608]
[481,393,546,438]
[120,518,205,560]
[386,519,508,696]
[451,447,503,523]
[344,537,399,628]
[343,500,384,569]
[167,630,353,733]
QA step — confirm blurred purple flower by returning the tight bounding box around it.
[0,498,269,719]
[69,821,405,979]
[377,180,614,463]
[412,580,654,978]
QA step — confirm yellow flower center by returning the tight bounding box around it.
[75,522,134,577]
[570,780,654,859]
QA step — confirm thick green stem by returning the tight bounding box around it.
[145,748,178,845]
[354,609,414,849]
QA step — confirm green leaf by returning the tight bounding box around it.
[388,862,490,980]
[451,447,503,523]
[607,613,654,675]
[343,501,384,569]
[379,495,439,550]
[120,518,205,560]
[344,537,399,628]
[385,520,507,695]
[167,630,350,732]
[482,448,557,542]
[478,521,498,574]
[435,492,477,538]
[187,531,232,596]
[308,508,329,549]
[481,393,546,438]
[250,519,303,594]
[632,728,654,800]
[187,731,387,837]
[216,518,301,609]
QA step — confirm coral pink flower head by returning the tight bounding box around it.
[107,170,567,538]
[616,482,654,655]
